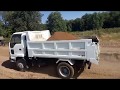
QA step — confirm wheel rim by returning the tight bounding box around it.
[17,63,24,69]
[59,66,70,78]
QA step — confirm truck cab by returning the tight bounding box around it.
[9,30,51,62]
[9,32,26,62]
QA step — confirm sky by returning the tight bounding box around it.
[41,11,103,24]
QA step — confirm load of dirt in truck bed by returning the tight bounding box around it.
[47,32,78,41]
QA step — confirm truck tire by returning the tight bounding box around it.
[16,59,26,72]
[57,62,74,79]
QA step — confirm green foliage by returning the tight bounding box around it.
[3,11,42,32]
[81,13,92,30]
[1,11,120,39]
[72,18,81,31]
[80,13,104,30]
[41,24,47,30]
[0,20,5,36]
[46,11,67,34]
[92,12,103,30]
[0,21,3,36]
[0,11,43,38]
[66,11,120,32]
[65,20,73,31]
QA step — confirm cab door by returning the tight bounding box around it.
[9,34,24,61]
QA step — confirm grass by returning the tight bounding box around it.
[70,27,120,41]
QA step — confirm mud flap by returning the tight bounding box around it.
[86,61,91,69]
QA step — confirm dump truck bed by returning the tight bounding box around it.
[27,39,99,64]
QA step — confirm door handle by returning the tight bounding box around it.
[19,49,21,50]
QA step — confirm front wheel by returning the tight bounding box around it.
[16,58,27,72]
[57,62,74,79]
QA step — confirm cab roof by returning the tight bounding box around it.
[13,32,24,35]
[13,30,50,35]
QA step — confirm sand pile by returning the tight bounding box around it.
[47,32,78,41]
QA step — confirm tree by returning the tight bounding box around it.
[101,12,111,28]
[65,19,73,32]
[2,11,42,33]
[91,12,103,30]
[46,11,67,34]
[81,13,93,30]
[0,20,6,37]
[109,11,120,27]
[81,12,104,30]
[0,21,3,36]
[41,24,47,30]
[72,18,82,31]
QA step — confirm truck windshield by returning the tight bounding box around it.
[10,34,21,48]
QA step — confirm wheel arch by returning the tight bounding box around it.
[56,59,75,65]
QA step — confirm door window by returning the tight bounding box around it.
[10,34,21,48]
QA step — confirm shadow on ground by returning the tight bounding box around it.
[2,60,16,69]
[1,60,58,78]
[29,65,58,78]
[2,60,85,79]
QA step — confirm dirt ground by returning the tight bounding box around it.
[0,42,120,79]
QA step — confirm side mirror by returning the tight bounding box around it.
[10,42,16,48]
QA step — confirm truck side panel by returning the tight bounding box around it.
[26,39,99,64]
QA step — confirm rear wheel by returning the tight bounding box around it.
[16,58,26,72]
[57,62,74,79]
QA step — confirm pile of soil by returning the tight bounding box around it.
[47,32,78,41]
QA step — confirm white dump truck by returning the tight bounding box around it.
[9,30,100,79]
